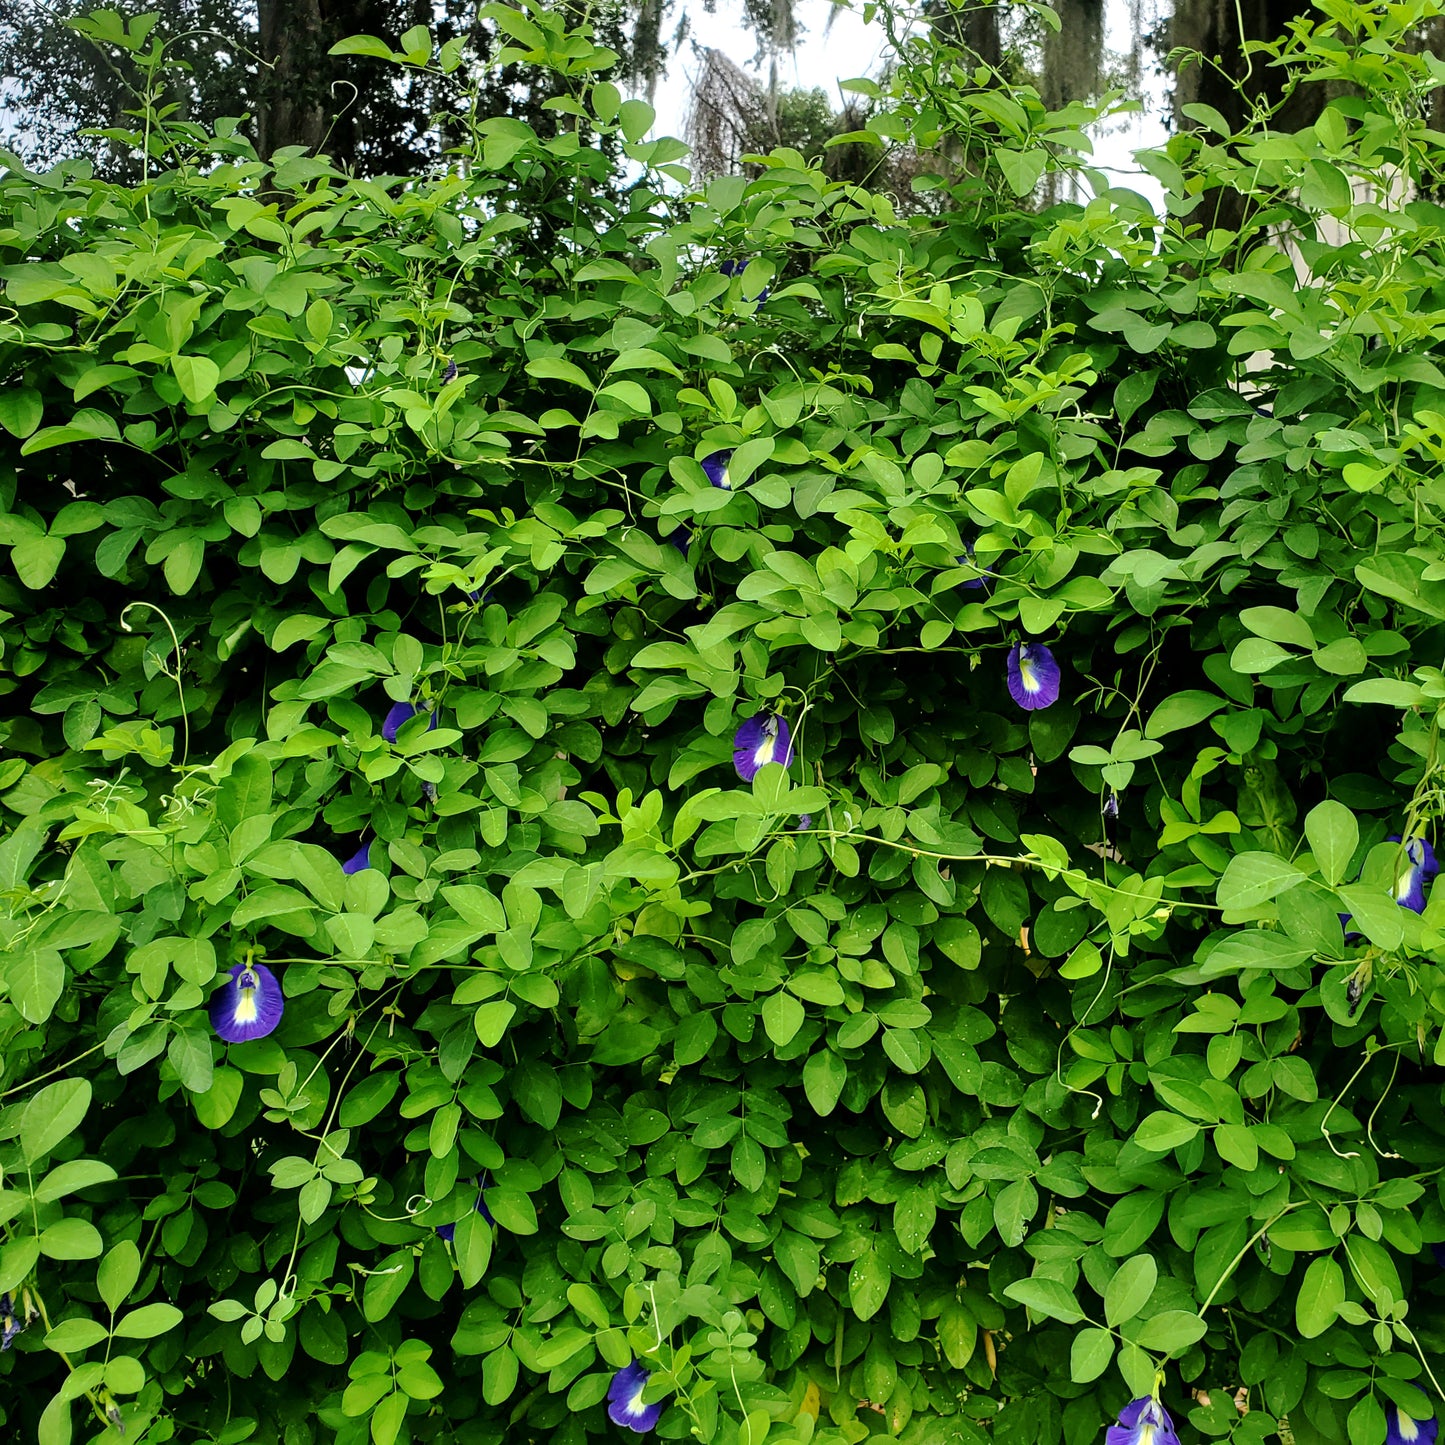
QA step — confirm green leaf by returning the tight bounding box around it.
[454,1211,492,1289]
[526,356,594,391]
[192,1067,243,1129]
[1217,852,1305,910]
[12,535,66,589]
[38,1393,72,1445]
[992,1179,1037,1247]
[1133,1112,1198,1153]
[1296,1256,1344,1338]
[473,999,516,1047]
[848,1247,890,1320]
[1240,605,1314,649]
[168,1028,214,1094]
[487,1187,537,1235]
[45,1317,109,1352]
[164,534,205,594]
[1144,690,1226,738]
[172,355,220,406]
[231,884,315,928]
[327,32,397,59]
[1104,1253,1157,1327]
[362,1251,415,1323]
[1114,370,1158,427]
[1003,1276,1084,1324]
[0,385,43,438]
[33,1160,117,1203]
[371,1393,408,1445]
[1304,801,1357,886]
[0,1237,40,1294]
[113,1303,184,1339]
[1335,884,1404,949]
[617,98,654,143]
[1355,556,1445,621]
[1136,1309,1208,1354]
[22,1079,92,1165]
[1069,1327,1114,1383]
[1230,637,1295,673]
[802,1050,846,1115]
[217,753,273,829]
[761,991,804,1046]
[1300,158,1352,212]
[397,23,433,63]
[9,948,64,1022]
[1342,678,1425,707]
[40,1218,103,1259]
[21,409,120,454]
[98,1241,141,1313]
[893,1186,936,1255]
[996,148,1048,196]
[1179,103,1225,135]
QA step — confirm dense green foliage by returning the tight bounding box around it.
[4,2,1445,1443]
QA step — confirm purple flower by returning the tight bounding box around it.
[381,701,438,743]
[719,258,768,303]
[797,814,813,831]
[1107,1397,1180,1445]
[958,540,991,590]
[607,1361,664,1434]
[1006,642,1061,710]
[701,449,734,490]
[1386,1410,1439,1445]
[1389,834,1438,913]
[733,714,794,782]
[664,526,691,557]
[442,359,458,383]
[436,1175,493,1241]
[1433,1242,1445,1268]
[210,962,284,1044]
[1103,791,1119,848]
[342,841,373,874]
[0,1293,24,1351]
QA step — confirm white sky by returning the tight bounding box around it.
[645,0,1170,207]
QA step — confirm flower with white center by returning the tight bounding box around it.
[733,713,794,782]
[1006,642,1061,711]
[210,962,284,1044]
[607,1361,664,1434]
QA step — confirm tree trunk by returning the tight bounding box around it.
[256,0,329,160]
[1169,0,1326,236]
[927,2,1001,70]
[1042,0,1104,111]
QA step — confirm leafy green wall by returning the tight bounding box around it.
[2,2,1445,1443]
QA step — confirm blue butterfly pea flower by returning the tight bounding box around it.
[382,701,438,743]
[958,539,993,590]
[210,962,284,1044]
[607,1361,665,1434]
[701,449,734,490]
[0,1292,28,1351]
[1390,833,1438,913]
[1106,1397,1180,1445]
[733,713,794,781]
[1007,642,1061,710]
[719,257,769,303]
[436,1175,493,1240]
[1386,1409,1439,1445]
